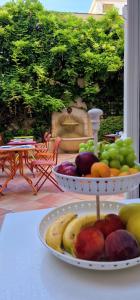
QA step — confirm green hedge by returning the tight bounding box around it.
[98,116,123,141]
[0,0,124,137]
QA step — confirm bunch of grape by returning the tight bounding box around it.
[99,137,137,169]
[79,139,96,153]
[79,137,140,170]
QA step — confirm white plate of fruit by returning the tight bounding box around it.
[39,200,140,271]
[53,137,140,195]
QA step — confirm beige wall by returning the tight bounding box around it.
[89,0,127,16]
[73,12,103,20]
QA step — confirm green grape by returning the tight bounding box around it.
[109,160,121,169]
[96,142,102,153]
[101,160,109,165]
[104,144,110,151]
[120,165,130,172]
[123,137,133,146]
[84,145,88,150]
[87,139,94,146]
[79,143,86,148]
[126,146,135,155]
[101,151,110,160]
[115,139,124,147]
[79,147,86,153]
[118,154,124,163]
[86,145,92,151]
[87,146,95,153]
[119,147,129,156]
[108,148,119,159]
[108,143,117,149]
[126,153,136,167]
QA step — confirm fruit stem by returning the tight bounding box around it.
[96,195,100,220]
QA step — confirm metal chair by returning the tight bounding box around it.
[34,133,51,159]
[31,137,63,192]
[0,152,11,173]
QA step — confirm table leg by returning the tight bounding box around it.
[0,152,16,196]
[18,151,37,195]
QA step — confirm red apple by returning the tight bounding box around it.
[105,229,140,261]
[75,152,99,175]
[74,227,105,260]
[94,214,125,238]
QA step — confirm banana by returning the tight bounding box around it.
[45,212,77,253]
[63,214,99,255]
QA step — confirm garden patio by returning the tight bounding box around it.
[0,151,124,229]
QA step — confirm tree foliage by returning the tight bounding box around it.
[0,0,124,137]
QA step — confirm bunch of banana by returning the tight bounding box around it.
[45,212,77,253]
[45,212,99,254]
[63,214,97,255]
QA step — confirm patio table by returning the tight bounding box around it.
[0,198,140,300]
[8,140,37,146]
[0,145,37,195]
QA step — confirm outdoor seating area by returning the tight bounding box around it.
[0,135,63,195]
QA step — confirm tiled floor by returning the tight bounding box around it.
[0,153,125,227]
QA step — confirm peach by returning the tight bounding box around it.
[110,168,120,177]
[74,227,105,260]
[85,174,92,178]
[91,162,111,178]
[129,168,139,175]
[119,171,130,176]
[94,213,125,238]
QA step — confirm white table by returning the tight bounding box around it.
[1,199,140,300]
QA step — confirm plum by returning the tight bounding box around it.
[105,229,140,261]
[75,152,99,175]
[57,161,75,174]
[94,214,125,238]
[57,162,79,176]
[60,165,79,176]
[74,227,105,260]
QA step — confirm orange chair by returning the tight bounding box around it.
[31,137,63,192]
[34,133,51,159]
[43,131,51,142]
[0,152,11,173]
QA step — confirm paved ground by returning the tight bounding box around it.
[0,153,124,226]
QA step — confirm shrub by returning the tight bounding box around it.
[98,116,123,141]
[0,0,124,137]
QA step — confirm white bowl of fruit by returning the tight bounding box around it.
[53,138,140,195]
[39,200,140,270]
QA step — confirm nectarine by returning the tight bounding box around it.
[94,214,125,238]
[91,162,111,178]
[74,227,105,260]
[110,168,120,177]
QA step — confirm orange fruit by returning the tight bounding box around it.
[119,171,130,176]
[110,168,120,177]
[85,174,92,178]
[91,162,111,178]
[129,168,139,175]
